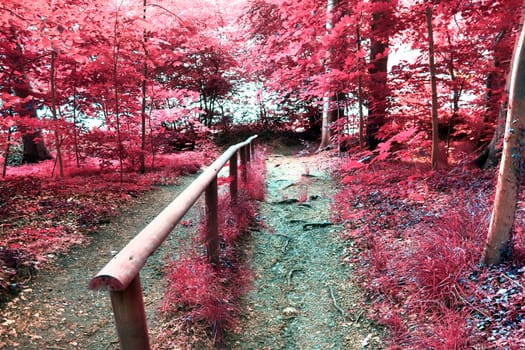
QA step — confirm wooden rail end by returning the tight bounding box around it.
[89,275,125,291]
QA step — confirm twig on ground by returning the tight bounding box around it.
[274,198,299,205]
[329,285,346,322]
[501,273,525,290]
[452,285,492,318]
[303,222,333,230]
[287,269,303,287]
[354,310,364,324]
[273,233,291,240]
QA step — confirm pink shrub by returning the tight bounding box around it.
[333,159,498,348]
[157,144,265,347]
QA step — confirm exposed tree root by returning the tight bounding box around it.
[329,285,346,322]
[287,269,303,288]
[303,222,334,230]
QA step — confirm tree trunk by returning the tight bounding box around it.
[426,6,441,169]
[483,14,525,265]
[13,77,52,164]
[2,126,12,177]
[475,100,507,169]
[113,9,124,182]
[319,0,336,150]
[445,31,462,159]
[50,50,64,177]
[72,63,80,168]
[366,0,391,150]
[474,30,509,168]
[22,132,52,163]
[356,20,365,150]
[140,0,148,174]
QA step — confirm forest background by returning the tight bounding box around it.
[1,0,525,348]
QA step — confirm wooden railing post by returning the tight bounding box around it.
[246,144,251,163]
[229,151,238,203]
[251,140,256,159]
[110,275,150,350]
[205,176,219,265]
[240,146,247,182]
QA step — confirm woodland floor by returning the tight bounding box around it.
[0,174,203,350]
[0,145,384,349]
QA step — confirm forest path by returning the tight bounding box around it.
[0,174,201,350]
[226,150,383,349]
[0,147,383,350]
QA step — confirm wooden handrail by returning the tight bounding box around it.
[88,135,258,350]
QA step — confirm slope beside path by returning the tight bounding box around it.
[226,151,384,349]
[0,175,201,350]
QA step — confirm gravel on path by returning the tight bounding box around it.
[226,151,384,350]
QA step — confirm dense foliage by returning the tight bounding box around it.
[333,154,525,348]
[2,0,525,348]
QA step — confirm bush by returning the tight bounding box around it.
[155,145,266,348]
[333,159,504,348]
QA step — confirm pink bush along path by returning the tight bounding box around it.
[155,146,266,348]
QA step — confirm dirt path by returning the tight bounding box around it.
[226,151,383,350]
[0,175,201,350]
[1,149,383,350]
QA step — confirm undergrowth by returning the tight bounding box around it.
[154,146,266,349]
[0,152,204,304]
[334,158,525,349]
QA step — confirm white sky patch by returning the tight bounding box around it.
[389,45,421,70]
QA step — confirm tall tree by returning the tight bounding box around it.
[483,8,525,265]
[425,5,440,169]
[319,0,337,150]
[366,0,393,150]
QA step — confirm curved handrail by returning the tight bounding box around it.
[89,135,257,291]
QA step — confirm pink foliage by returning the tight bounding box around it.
[332,158,515,348]
[158,145,265,346]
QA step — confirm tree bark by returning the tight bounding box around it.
[319,0,337,150]
[72,63,80,168]
[475,30,509,168]
[22,132,52,163]
[13,78,52,164]
[475,99,507,168]
[2,125,12,177]
[50,50,64,177]
[140,0,148,174]
[366,0,391,150]
[483,14,525,265]
[356,19,365,149]
[426,6,441,169]
[113,9,124,182]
